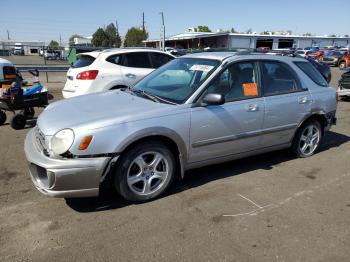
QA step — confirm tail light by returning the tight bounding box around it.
[336,92,340,103]
[76,70,99,80]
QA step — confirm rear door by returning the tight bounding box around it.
[119,52,154,86]
[260,60,312,147]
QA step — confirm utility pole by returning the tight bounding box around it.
[6,30,10,40]
[142,12,145,33]
[160,12,165,51]
[59,34,62,46]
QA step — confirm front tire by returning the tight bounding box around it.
[114,141,176,202]
[291,120,322,158]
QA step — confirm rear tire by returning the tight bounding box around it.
[0,110,6,125]
[114,141,176,202]
[291,120,322,158]
[11,114,26,130]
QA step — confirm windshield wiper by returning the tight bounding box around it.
[125,88,177,105]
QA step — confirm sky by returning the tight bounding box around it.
[1,0,349,44]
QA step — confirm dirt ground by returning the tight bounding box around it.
[0,68,350,262]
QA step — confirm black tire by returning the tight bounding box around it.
[11,114,26,130]
[0,110,6,125]
[291,120,322,158]
[339,61,346,70]
[24,107,35,119]
[114,141,176,202]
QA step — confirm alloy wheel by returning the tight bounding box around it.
[127,151,169,196]
[299,124,321,156]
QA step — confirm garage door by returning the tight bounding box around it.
[231,38,251,48]
[297,39,312,48]
[334,40,348,47]
[320,39,333,47]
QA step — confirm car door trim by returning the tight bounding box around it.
[191,123,297,148]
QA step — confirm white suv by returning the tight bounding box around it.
[62,48,174,98]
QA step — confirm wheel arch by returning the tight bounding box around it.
[116,128,187,179]
[295,112,328,139]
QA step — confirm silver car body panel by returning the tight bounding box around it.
[25,53,337,197]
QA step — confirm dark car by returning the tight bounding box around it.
[338,68,350,99]
[320,50,343,66]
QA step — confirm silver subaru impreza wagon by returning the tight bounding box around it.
[25,52,337,202]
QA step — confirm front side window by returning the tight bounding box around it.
[261,61,301,95]
[122,52,152,68]
[133,58,219,104]
[206,61,261,102]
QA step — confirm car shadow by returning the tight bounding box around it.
[65,130,350,213]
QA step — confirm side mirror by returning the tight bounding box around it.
[202,93,225,106]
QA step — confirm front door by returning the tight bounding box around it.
[189,61,265,163]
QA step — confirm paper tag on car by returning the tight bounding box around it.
[190,65,214,72]
[243,83,258,96]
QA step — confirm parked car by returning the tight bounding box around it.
[319,50,343,66]
[294,50,310,58]
[256,47,271,53]
[44,50,59,60]
[337,68,350,99]
[25,53,337,202]
[13,43,24,55]
[338,52,350,70]
[62,48,175,98]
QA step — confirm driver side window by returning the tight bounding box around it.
[206,61,261,102]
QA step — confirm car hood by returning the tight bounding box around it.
[37,90,175,135]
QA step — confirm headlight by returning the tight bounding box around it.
[50,129,75,155]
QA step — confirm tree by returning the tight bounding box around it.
[69,34,83,45]
[246,28,253,34]
[303,32,313,36]
[92,28,108,47]
[197,25,211,32]
[124,27,148,47]
[329,34,336,37]
[230,27,237,33]
[104,23,121,47]
[344,34,349,37]
[48,40,60,49]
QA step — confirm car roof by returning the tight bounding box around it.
[181,52,307,63]
[78,48,173,59]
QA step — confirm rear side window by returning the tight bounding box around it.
[294,61,328,87]
[261,61,302,96]
[106,55,122,65]
[72,55,95,68]
[122,52,152,68]
[149,52,174,68]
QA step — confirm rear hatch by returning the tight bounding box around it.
[64,52,99,92]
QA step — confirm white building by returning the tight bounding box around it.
[144,32,350,50]
[0,40,45,55]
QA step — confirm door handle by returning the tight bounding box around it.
[125,73,136,79]
[298,96,311,104]
[246,104,259,112]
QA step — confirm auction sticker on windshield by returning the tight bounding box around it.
[190,65,214,72]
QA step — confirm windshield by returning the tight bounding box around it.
[132,57,220,104]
